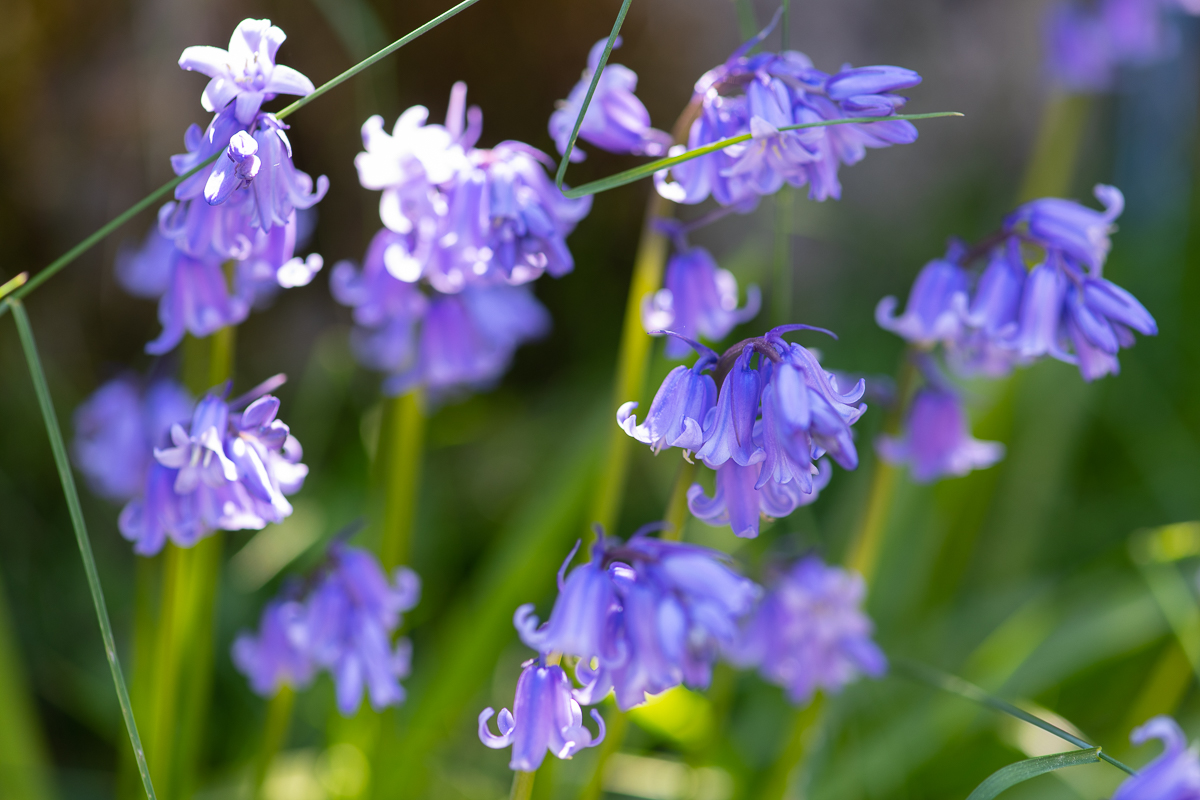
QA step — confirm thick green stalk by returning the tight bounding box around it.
[0,568,55,800]
[251,687,295,798]
[756,694,824,800]
[7,298,157,799]
[509,770,536,800]
[579,706,629,800]
[663,458,697,541]
[379,391,426,571]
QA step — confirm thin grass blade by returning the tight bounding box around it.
[966,749,1102,800]
[7,298,158,800]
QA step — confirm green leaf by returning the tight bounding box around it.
[966,748,1101,800]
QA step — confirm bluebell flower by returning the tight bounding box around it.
[875,248,970,346]
[178,18,315,123]
[687,459,832,538]
[643,247,760,358]
[117,385,306,555]
[1005,183,1124,271]
[656,24,921,207]
[876,386,1004,483]
[1111,716,1200,800]
[479,657,605,771]
[306,543,420,715]
[72,376,193,502]
[232,594,315,696]
[727,555,886,705]
[205,131,261,205]
[618,335,718,454]
[948,240,1026,377]
[550,37,671,162]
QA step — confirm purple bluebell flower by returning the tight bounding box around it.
[876,387,1004,483]
[242,115,329,229]
[232,595,315,696]
[875,249,970,346]
[948,240,1027,377]
[72,377,193,502]
[1111,716,1200,800]
[205,131,261,205]
[656,25,921,207]
[1005,183,1124,271]
[728,555,886,705]
[117,386,307,555]
[306,543,420,715]
[643,247,761,358]
[572,532,761,708]
[549,37,671,162]
[617,336,718,454]
[687,458,832,538]
[479,657,605,771]
[178,18,314,123]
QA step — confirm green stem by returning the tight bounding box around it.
[663,458,697,541]
[7,298,157,800]
[0,272,27,301]
[772,189,794,328]
[733,0,758,39]
[252,686,295,799]
[1016,94,1092,203]
[379,391,426,571]
[509,770,536,800]
[579,705,628,800]
[780,0,790,50]
[756,693,825,800]
[0,568,55,800]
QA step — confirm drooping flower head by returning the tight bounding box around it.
[656,18,922,207]
[877,185,1156,383]
[232,542,420,715]
[876,385,1004,483]
[516,528,761,710]
[643,246,761,358]
[117,378,307,555]
[1111,716,1200,800]
[72,376,193,502]
[728,555,886,705]
[479,656,605,771]
[622,326,866,537]
[549,37,672,162]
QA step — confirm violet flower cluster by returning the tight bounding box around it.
[619,325,866,537]
[72,375,307,555]
[1046,0,1200,92]
[656,21,922,208]
[549,37,672,162]
[1111,716,1200,800]
[727,555,886,705]
[875,185,1155,482]
[480,528,757,770]
[233,542,420,715]
[118,19,327,355]
[333,82,590,397]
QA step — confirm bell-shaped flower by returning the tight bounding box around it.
[643,248,760,358]
[226,395,308,522]
[515,540,623,663]
[306,543,421,715]
[687,459,831,538]
[72,377,193,502]
[949,240,1027,377]
[1111,716,1200,800]
[242,115,329,231]
[205,131,261,205]
[875,253,970,346]
[232,595,315,696]
[727,556,886,705]
[1064,275,1158,381]
[550,37,671,162]
[1009,259,1073,362]
[154,394,239,494]
[178,18,315,123]
[1005,184,1124,272]
[695,345,766,468]
[876,387,1004,483]
[618,335,718,454]
[479,658,605,771]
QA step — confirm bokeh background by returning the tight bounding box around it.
[3,0,1200,798]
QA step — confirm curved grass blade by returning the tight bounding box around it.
[560,112,963,198]
[7,299,158,800]
[966,748,1101,800]
[0,0,485,314]
[893,657,1135,776]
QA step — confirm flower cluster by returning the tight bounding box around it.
[727,556,886,705]
[73,375,307,555]
[549,37,672,162]
[656,22,922,208]
[234,543,420,715]
[875,184,1155,482]
[620,325,866,537]
[333,82,589,397]
[118,19,327,355]
[1046,0,1200,92]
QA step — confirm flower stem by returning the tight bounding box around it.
[579,705,629,800]
[7,298,158,800]
[509,770,537,800]
[378,391,426,571]
[663,457,697,542]
[0,566,55,800]
[755,693,825,800]
[251,686,296,799]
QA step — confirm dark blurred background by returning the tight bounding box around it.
[3,0,1200,798]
